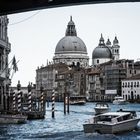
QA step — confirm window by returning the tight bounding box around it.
[137,82,139,87]
[97,59,99,63]
[128,82,130,88]
[131,82,133,87]
[125,82,127,87]
[134,82,136,87]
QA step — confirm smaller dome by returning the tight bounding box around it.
[92,46,112,59]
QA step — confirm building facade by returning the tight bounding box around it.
[36,63,68,98]
[55,65,87,101]
[122,74,140,101]
[0,16,11,111]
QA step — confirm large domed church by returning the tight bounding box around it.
[53,16,89,67]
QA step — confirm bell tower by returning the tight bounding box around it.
[112,36,120,60]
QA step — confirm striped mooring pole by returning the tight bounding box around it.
[17,80,21,112]
[52,89,55,118]
[28,82,32,111]
[40,85,44,112]
[40,91,44,111]
[12,92,16,111]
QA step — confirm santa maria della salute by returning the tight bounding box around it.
[53,16,120,68]
[53,16,89,68]
[36,16,140,103]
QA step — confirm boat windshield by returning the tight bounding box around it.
[96,115,118,122]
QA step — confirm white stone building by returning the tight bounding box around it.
[122,74,140,101]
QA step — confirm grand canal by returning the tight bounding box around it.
[0,102,140,140]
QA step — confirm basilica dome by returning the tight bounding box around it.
[53,16,89,67]
[55,36,87,54]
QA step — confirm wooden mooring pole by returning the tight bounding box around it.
[67,93,69,114]
[64,92,66,115]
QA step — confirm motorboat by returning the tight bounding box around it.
[69,96,86,105]
[94,102,110,115]
[83,109,140,134]
[0,114,27,124]
[113,96,126,105]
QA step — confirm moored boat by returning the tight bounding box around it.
[94,102,110,115]
[0,114,27,124]
[113,96,126,105]
[69,96,86,105]
[83,109,140,134]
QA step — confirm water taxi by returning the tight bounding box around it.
[83,110,140,134]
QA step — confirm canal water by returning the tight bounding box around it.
[0,102,140,140]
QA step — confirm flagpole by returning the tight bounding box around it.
[0,57,18,75]
[10,60,20,80]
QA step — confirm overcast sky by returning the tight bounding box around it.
[8,2,140,87]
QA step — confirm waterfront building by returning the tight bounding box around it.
[0,16,11,111]
[87,68,102,101]
[55,65,87,101]
[53,16,89,68]
[36,63,68,99]
[122,74,140,101]
[87,59,139,102]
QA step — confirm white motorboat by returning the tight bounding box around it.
[113,96,126,105]
[83,110,140,134]
[0,114,27,124]
[94,102,110,115]
[69,96,86,105]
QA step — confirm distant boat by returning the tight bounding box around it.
[83,109,140,134]
[69,96,86,105]
[94,102,110,115]
[0,114,27,124]
[113,96,126,105]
